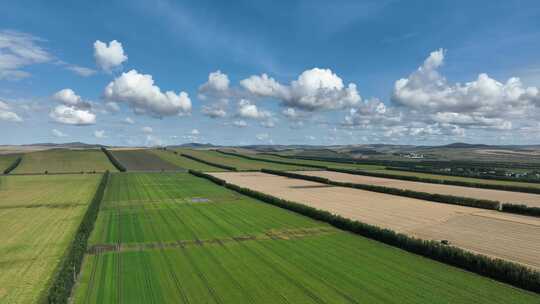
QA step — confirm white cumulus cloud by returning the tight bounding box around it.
[237,99,271,119]
[94,130,106,138]
[241,68,361,111]
[53,88,91,109]
[0,101,23,122]
[141,126,153,133]
[94,40,128,72]
[104,70,192,117]
[50,105,96,125]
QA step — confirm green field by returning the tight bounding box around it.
[0,174,101,303]
[150,149,226,172]
[252,153,540,190]
[178,149,310,171]
[73,172,539,303]
[0,154,19,172]
[111,150,181,171]
[14,149,117,174]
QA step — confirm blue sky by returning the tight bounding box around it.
[1,0,540,146]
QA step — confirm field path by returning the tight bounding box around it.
[298,170,540,207]
[211,172,540,269]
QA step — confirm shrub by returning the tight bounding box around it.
[502,204,540,217]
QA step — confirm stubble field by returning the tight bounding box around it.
[211,172,540,269]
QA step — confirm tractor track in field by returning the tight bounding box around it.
[87,227,336,255]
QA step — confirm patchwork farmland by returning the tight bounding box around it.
[178,149,311,171]
[73,172,539,303]
[1,147,539,302]
[211,172,540,269]
[299,170,540,207]
[150,149,227,171]
[0,174,102,303]
[0,154,19,173]
[244,152,540,190]
[13,149,117,174]
[110,149,182,171]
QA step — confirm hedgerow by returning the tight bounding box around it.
[502,204,540,217]
[329,167,540,195]
[189,169,540,294]
[216,150,326,169]
[45,171,109,303]
[181,153,237,171]
[3,156,22,174]
[100,147,126,172]
[261,169,501,210]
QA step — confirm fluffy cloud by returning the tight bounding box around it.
[344,98,402,127]
[241,68,361,111]
[256,133,269,141]
[0,101,23,122]
[237,99,271,119]
[52,129,67,137]
[104,70,192,117]
[49,105,96,125]
[191,129,200,135]
[94,40,128,72]
[141,126,153,133]
[94,130,106,138]
[199,71,232,118]
[50,88,96,125]
[124,117,135,124]
[0,30,52,80]
[199,70,230,94]
[202,103,227,118]
[392,49,540,130]
[53,88,91,109]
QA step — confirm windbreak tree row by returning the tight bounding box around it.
[46,171,110,304]
[181,153,237,171]
[189,169,540,294]
[3,156,22,174]
[261,169,501,210]
[101,148,126,172]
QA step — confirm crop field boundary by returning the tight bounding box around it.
[87,227,337,254]
[44,171,110,303]
[3,156,21,174]
[216,150,326,170]
[180,153,237,171]
[101,147,127,172]
[189,169,540,294]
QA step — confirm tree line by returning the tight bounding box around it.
[188,169,540,294]
[46,171,110,303]
[261,169,501,210]
[3,156,21,174]
[180,153,237,171]
[100,147,126,172]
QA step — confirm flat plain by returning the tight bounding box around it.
[13,149,117,174]
[72,172,539,303]
[299,170,540,207]
[111,150,182,171]
[0,174,101,303]
[150,149,227,172]
[211,172,540,270]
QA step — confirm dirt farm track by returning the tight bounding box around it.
[298,170,540,208]
[211,172,540,270]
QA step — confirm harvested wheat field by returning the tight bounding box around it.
[298,170,540,208]
[211,172,540,269]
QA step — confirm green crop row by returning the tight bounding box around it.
[189,170,540,294]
